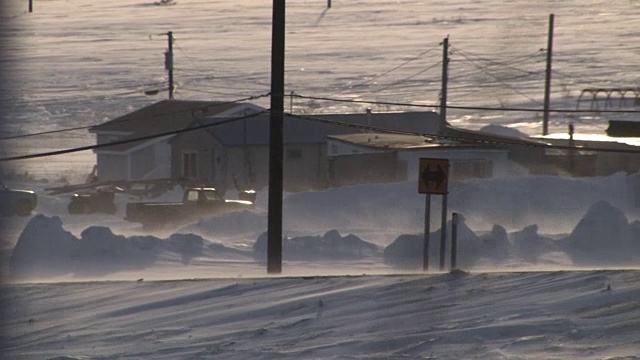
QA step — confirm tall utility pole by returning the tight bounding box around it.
[543,14,554,135]
[440,36,449,129]
[165,31,174,100]
[268,0,285,274]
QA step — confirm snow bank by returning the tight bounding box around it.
[7,174,640,281]
[561,200,640,267]
[253,229,381,261]
[383,200,640,270]
[9,215,251,279]
[383,215,479,269]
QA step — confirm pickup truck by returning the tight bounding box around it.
[0,181,38,217]
[125,187,253,229]
[68,190,117,215]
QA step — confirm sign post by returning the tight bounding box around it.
[418,158,449,271]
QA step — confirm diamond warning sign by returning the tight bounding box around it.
[418,158,449,195]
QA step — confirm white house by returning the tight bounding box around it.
[89,100,265,182]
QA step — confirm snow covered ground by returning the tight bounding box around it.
[1,173,640,358]
[2,270,640,359]
[1,0,640,358]
[2,172,639,282]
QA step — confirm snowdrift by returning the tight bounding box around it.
[9,199,640,280]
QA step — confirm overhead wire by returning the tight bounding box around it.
[328,44,441,96]
[369,61,443,94]
[286,112,640,154]
[0,94,270,142]
[450,46,544,105]
[290,93,640,114]
[0,110,270,162]
[4,100,640,162]
[4,86,635,145]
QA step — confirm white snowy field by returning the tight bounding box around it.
[2,270,640,360]
[2,0,640,358]
[2,173,640,358]
[1,0,639,179]
[2,172,640,282]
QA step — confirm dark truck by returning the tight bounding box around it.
[68,189,117,215]
[125,187,253,229]
[0,181,38,217]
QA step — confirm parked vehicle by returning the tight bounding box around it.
[68,190,117,215]
[0,181,38,217]
[125,187,253,229]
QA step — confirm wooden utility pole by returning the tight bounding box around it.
[543,14,554,135]
[165,31,174,100]
[268,0,285,274]
[440,36,449,129]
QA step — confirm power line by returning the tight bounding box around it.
[329,44,440,96]
[0,110,269,162]
[3,104,639,162]
[370,61,443,94]
[0,125,94,141]
[451,47,543,105]
[179,87,267,98]
[291,93,640,114]
[287,112,640,154]
[0,94,270,142]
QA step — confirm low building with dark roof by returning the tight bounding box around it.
[169,111,442,193]
[89,100,264,182]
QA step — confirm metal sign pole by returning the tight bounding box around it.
[451,212,458,270]
[418,158,449,272]
[439,193,448,270]
[423,194,431,271]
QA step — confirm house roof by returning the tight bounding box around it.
[191,111,441,146]
[91,100,246,153]
[441,125,549,147]
[90,100,239,134]
[327,133,507,151]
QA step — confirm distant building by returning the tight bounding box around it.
[90,101,443,193]
[171,111,443,194]
[89,100,264,182]
[326,132,531,187]
[91,99,639,194]
[534,133,640,177]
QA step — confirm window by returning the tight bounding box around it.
[186,190,199,202]
[182,152,198,179]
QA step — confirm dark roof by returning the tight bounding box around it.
[328,133,511,152]
[441,125,548,147]
[90,100,238,134]
[91,100,243,152]
[191,111,441,146]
